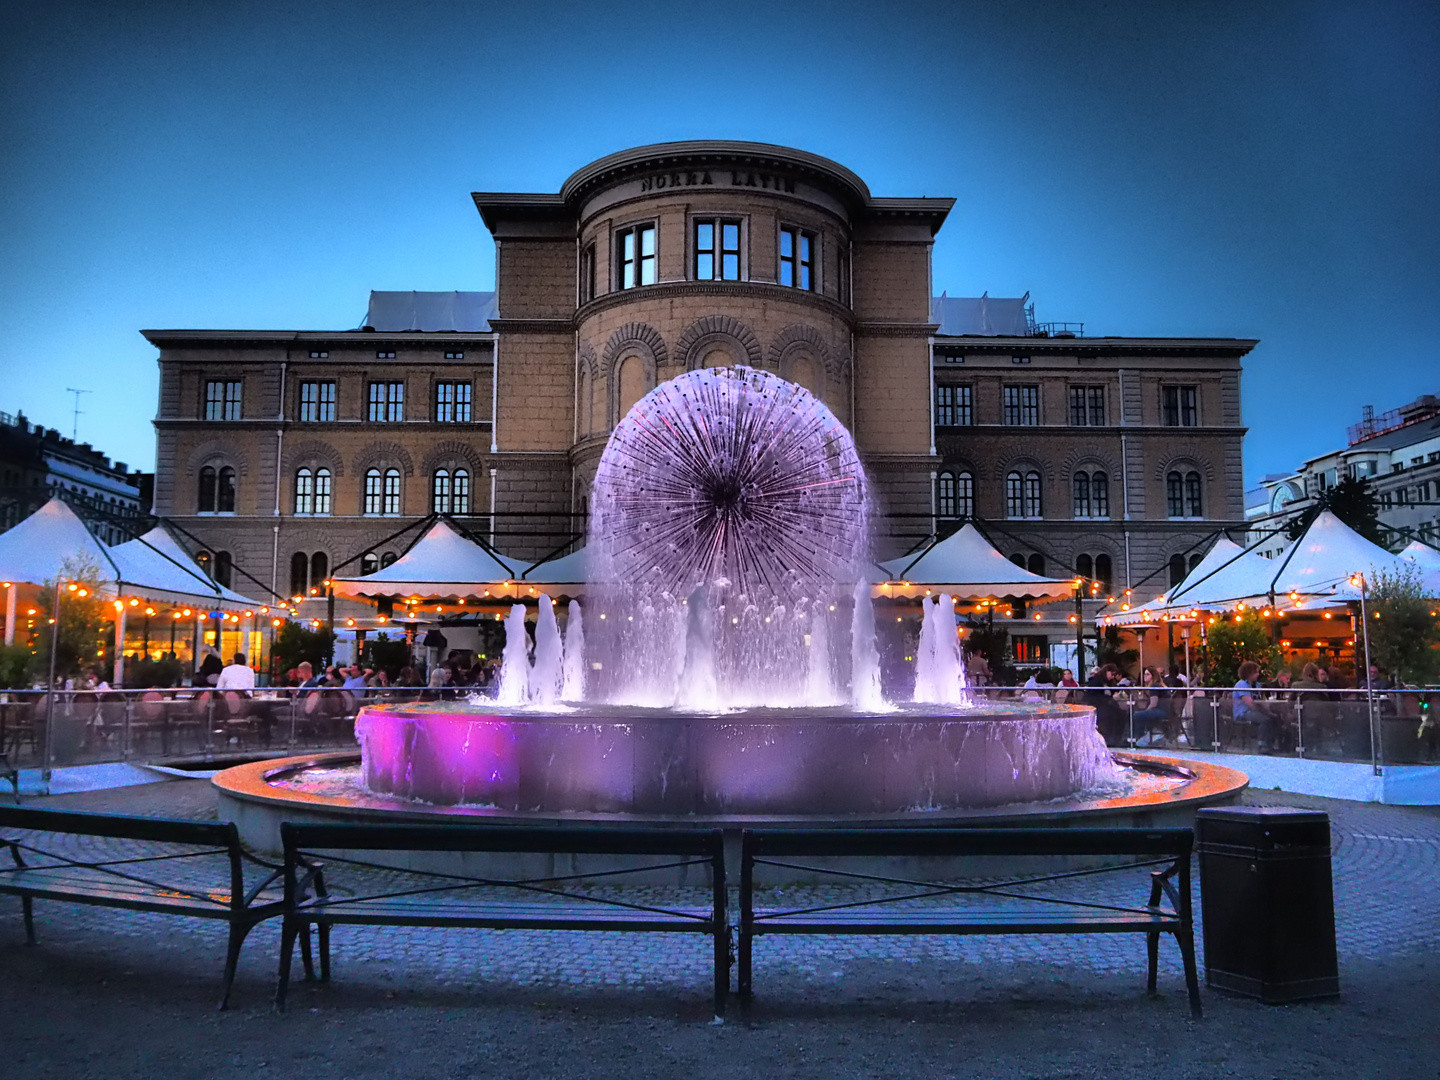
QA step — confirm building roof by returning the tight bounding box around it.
[930,293,1031,337]
[360,291,496,333]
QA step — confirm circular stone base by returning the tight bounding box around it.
[213,750,1248,882]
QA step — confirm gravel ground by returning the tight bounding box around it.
[1,780,1438,1080]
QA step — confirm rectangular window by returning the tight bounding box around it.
[617,224,656,289]
[1163,385,1199,426]
[434,381,472,423]
[376,351,396,360]
[935,385,972,427]
[838,248,850,306]
[367,381,405,422]
[298,381,336,422]
[693,218,742,280]
[308,350,328,359]
[204,380,242,421]
[1069,386,1105,426]
[444,351,465,360]
[779,226,814,290]
[580,243,596,303]
[1003,385,1039,426]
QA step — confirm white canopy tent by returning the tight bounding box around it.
[331,518,533,601]
[876,523,1075,601]
[110,526,262,611]
[1399,540,1440,595]
[521,546,588,591]
[1101,536,1248,627]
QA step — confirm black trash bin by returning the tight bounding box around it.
[1196,806,1339,1003]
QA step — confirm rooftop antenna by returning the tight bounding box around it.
[65,387,91,441]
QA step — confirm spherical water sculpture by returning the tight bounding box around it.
[589,366,869,602]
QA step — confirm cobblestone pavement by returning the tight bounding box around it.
[1,782,1438,1079]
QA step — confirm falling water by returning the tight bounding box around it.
[529,594,564,705]
[913,594,968,705]
[561,600,586,701]
[674,586,719,710]
[805,602,838,705]
[494,604,531,705]
[850,580,885,711]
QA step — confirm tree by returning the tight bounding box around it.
[35,554,111,682]
[1365,566,1440,685]
[271,621,337,679]
[1202,610,1280,687]
[1284,477,1384,545]
[1094,627,1139,677]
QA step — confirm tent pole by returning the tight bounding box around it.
[4,582,14,646]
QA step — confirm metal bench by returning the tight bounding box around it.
[275,823,730,1017]
[0,752,16,803]
[0,806,289,1008]
[739,827,1202,1018]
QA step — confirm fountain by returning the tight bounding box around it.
[216,367,1246,851]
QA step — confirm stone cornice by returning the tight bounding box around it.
[488,318,575,335]
[934,336,1258,358]
[143,330,497,349]
[576,280,855,326]
[854,321,939,338]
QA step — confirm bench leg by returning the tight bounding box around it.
[1177,930,1203,1019]
[21,894,35,944]
[275,917,299,1011]
[713,927,728,1020]
[738,931,752,1002]
[318,923,331,983]
[219,921,254,1011]
[1146,876,1162,995]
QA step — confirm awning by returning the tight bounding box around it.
[522,546,588,590]
[0,498,117,587]
[1101,537,1247,626]
[331,518,531,601]
[1399,540,1440,595]
[875,523,1075,601]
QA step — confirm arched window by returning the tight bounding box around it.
[1188,552,1202,573]
[1027,553,1045,576]
[364,469,383,515]
[1010,553,1026,567]
[214,551,233,588]
[294,469,314,515]
[937,472,956,518]
[383,469,401,515]
[432,469,451,513]
[578,369,591,435]
[1184,471,1202,517]
[955,472,974,518]
[1091,472,1109,518]
[196,550,212,577]
[314,468,332,515]
[309,552,328,594]
[453,469,470,514]
[1094,553,1114,590]
[361,552,379,575]
[217,467,236,513]
[198,466,217,513]
[289,552,308,598]
[380,551,397,568]
[1167,470,1203,518]
[1073,471,1091,518]
[1169,554,1187,586]
[1023,471,1042,518]
[1006,472,1024,518]
[1075,553,1093,580]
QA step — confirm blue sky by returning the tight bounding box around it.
[2,0,1436,481]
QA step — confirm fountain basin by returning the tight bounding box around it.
[350,702,1121,815]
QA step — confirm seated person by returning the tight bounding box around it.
[215,653,255,692]
[1232,660,1277,751]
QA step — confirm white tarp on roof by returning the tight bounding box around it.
[109,527,261,610]
[929,292,1031,337]
[361,291,496,332]
[1398,540,1440,595]
[0,498,118,586]
[331,519,530,599]
[522,546,588,587]
[878,523,1074,600]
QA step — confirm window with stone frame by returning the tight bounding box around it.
[298,381,336,422]
[693,218,742,281]
[204,380,242,421]
[1003,385,1039,426]
[616,223,657,289]
[434,381,472,423]
[1069,385,1105,426]
[935,384,972,427]
[1163,385,1199,427]
[778,225,814,290]
[367,381,405,422]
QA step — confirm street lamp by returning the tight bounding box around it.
[1349,572,1380,777]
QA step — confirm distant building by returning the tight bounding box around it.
[1257,394,1440,549]
[143,141,1255,659]
[0,410,150,543]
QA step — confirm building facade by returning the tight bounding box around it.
[0,409,149,542]
[1256,393,1440,550]
[146,141,1254,648]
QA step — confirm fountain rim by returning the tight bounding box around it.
[213,750,1249,829]
[349,701,1102,725]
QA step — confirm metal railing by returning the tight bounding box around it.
[0,686,467,773]
[2,684,1433,777]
